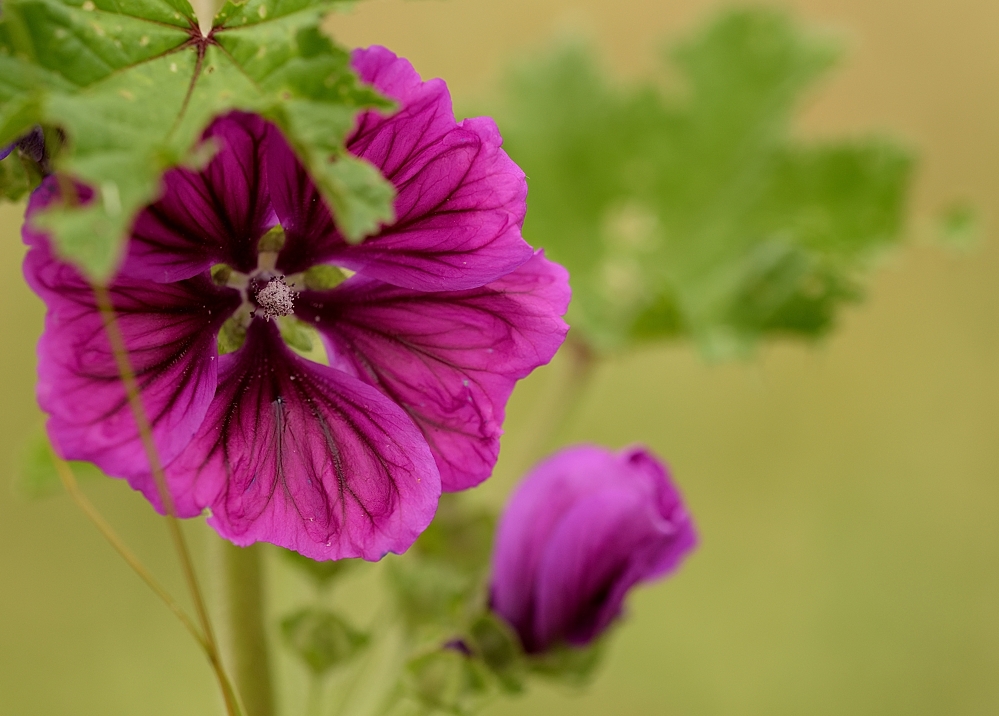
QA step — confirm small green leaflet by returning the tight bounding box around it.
[12,428,104,499]
[0,0,394,278]
[496,9,915,355]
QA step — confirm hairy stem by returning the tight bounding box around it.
[93,285,243,716]
[213,541,276,716]
[53,456,206,648]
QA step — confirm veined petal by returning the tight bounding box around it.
[167,320,441,561]
[295,251,570,491]
[489,445,697,652]
[532,488,678,650]
[272,47,533,290]
[125,112,275,282]
[23,180,241,514]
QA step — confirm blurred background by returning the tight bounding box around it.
[2,0,998,714]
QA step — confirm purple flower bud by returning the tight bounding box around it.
[490,445,697,653]
[2,126,48,166]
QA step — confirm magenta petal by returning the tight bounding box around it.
[125,112,274,282]
[295,251,570,491]
[532,488,674,649]
[269,47,532,289]
[23,208,240,514]
[167,320,441,561]
[490,445,697,652]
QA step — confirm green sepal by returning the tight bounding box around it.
[277,315,314,352]
[302,263,348,290]
[257,225,286,252]
[217,314,247,355]
[526,638,606,687]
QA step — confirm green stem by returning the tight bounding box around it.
[94,284,243,716]
[504,331,597,477]
[214,541,276,716]
[306,676,325,716]
[53,457,206,649]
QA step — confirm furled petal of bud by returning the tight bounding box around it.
[489,445,697,653]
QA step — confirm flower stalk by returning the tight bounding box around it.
[213,540,276,716]
[52,456,205,648]
[93,284,244,716]
[505,332,596,477]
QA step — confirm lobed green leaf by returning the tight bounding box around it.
[1,0,394,277]
[496,9,915,355]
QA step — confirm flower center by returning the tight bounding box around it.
[255,277,296,320]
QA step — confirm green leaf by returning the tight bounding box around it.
[12,429,104,499]
[0,152,33,200]
[934,201,981,252]
[280,607,368,675]
[403,648,491,715]
[410,493,496,573]
[279,547,358,587]
[387,556,475,632]
[386,495,497,633]
[1,0,394,277]
[468,614,524,694]
[496,9,915,355]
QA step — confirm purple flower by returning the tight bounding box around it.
[489,445,697,653]
[23,47,570,561]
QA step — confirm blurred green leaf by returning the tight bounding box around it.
[387,555,475,632]
[387,494,497,633]
[468,613,524,693]
[403,647,491,715]
[12,429,103,499]
[934,201,981,251]
[280,607,368,675]
[0,152,32,200]
[497,8,914,355]
[411,493,496,572]
[279,547,357,587]
[0,0,393,277]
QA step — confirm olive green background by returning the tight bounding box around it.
[2,0,998,714]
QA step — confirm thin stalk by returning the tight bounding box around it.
[213,540,276,716]
[93,284,243,716]
[504,331,597,477]
[53,456,205,648]
[305,676,325,716]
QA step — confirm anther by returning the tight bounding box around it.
[255,277,296,320]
